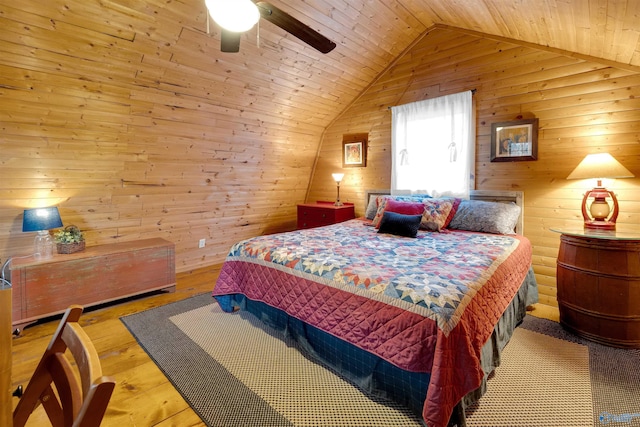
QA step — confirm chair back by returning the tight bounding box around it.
[13,305,115,427]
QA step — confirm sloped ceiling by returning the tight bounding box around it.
[193,0,639,127]
[271,0,640,69]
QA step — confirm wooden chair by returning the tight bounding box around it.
[13,305,116,427]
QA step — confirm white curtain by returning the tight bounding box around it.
[391,90,475,199]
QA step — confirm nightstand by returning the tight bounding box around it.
[551,228,640,348]
[297,201,355,229]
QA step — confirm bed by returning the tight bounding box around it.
[213,189,538,427]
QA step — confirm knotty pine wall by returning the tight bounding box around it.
[2,1,639,310]
[0,0,334,273]
[307,27,640,307]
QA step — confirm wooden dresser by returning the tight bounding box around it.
[553,228,640,348]
[297,201,355,229]
[10,238,176,330]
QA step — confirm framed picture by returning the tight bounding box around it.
[342,139,367,168]
[490,118,539,162]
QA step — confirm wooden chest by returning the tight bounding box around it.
[10,238,176,329]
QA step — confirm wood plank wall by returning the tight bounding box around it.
[2,0,639,310]
[307,27,640,307]
[0,0,344,274]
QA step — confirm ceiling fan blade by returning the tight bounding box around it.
[221,29,241,53]
[255,1,336,54]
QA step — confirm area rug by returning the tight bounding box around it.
[121,294,640,427]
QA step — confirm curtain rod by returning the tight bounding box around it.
[387,88,476,110]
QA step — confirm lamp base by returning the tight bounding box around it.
[334,201,344,207]
[34,230,54,259]
[584,220,616,231]
[581,187,619,232]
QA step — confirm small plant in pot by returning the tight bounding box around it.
[54,225,86,254]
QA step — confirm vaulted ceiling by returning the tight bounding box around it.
[192,0,639,127]
[262,0,640,70]
[3,0,637,155]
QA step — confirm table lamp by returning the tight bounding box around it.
[332,173,344,206]
[22,207,63,258]
[566,153,634,230]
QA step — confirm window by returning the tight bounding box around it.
[390,90,475,199]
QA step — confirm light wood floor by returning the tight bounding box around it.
[11,265,221,427]
[10,265,559,426]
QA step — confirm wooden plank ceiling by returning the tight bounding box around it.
[193,0,640,125]
[2,0,637,164]
[20,0,636,131]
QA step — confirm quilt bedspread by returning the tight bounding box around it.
[213,219,533,427]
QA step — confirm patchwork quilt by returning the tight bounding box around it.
[213,219,533,427]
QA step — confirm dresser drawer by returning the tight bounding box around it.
[297,202,355,229]
[298,207,334,225]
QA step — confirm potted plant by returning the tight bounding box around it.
[54,225,86,254]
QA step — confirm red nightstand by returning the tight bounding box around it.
[297,201,355,229]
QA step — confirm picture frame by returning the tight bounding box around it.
[490,118,539,162]
[342,139,367,168]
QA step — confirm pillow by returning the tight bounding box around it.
[394,194,432,201]
[366,194,433,221]
[385,198,426,215]
[374,199,425,229]
[420,198,461,231]
[372,195,431,228]
[377,212,422,238]
[371,196,392,227]
[365,195,380,220]
[448,200,521,234]
[443,198,462,229]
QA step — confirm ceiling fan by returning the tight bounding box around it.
[204,0,336,54]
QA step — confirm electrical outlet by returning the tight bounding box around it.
[198,238,206,248]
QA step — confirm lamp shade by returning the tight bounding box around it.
[566,153,634,230]
[332,173,344,183]
[567,153,634,180]
[205,0,260,32]
[22,207,63,232]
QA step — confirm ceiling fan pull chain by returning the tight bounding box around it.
[257,19,260,48]
[206,12,210,35]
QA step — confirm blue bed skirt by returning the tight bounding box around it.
[218,267,538,426]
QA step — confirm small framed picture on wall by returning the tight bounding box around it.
[490,118,538,162]
[342,133,368,168]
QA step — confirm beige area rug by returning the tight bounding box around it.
[169,302,594,427]
[170,303,422,426]
[465,328,593,427]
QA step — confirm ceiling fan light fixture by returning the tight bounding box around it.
[205,0,260,33]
